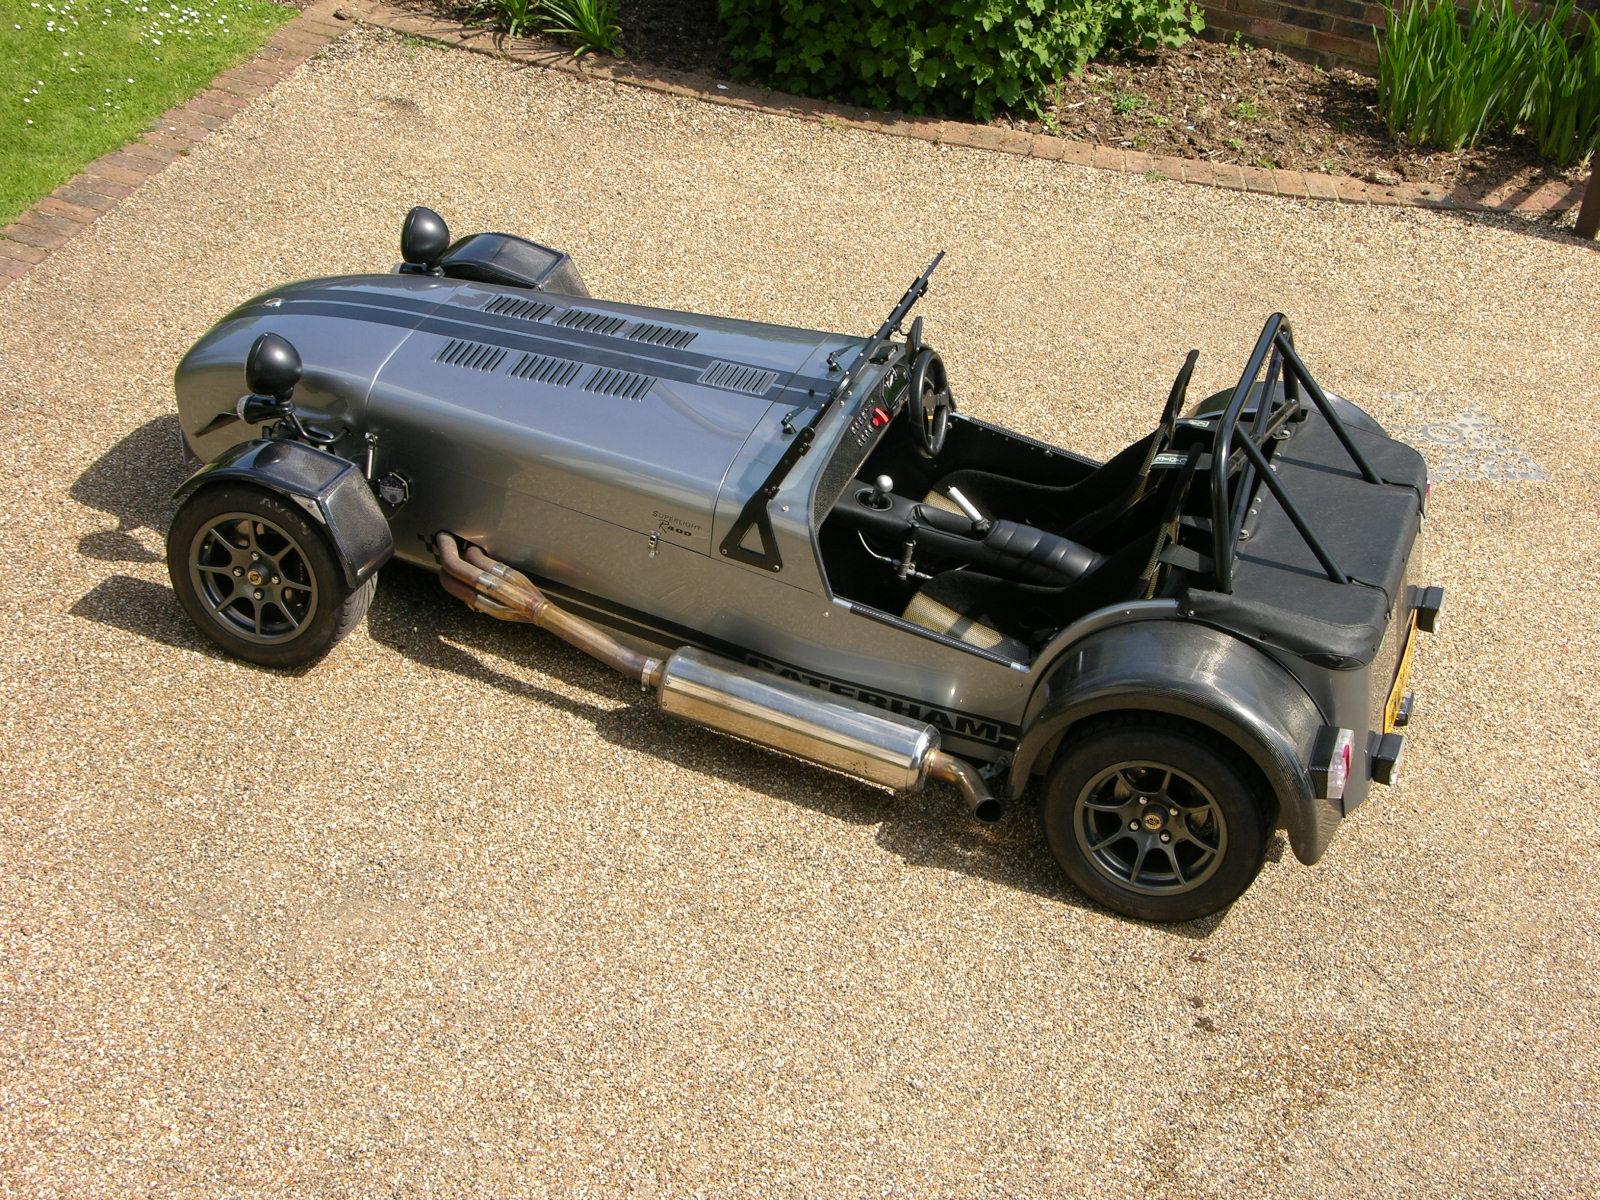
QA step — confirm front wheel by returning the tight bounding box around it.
[1041,717,1271,922]
[167,483,374,668]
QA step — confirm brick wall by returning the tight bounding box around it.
[1199,0,1600,72]
[1199,0,1387,69]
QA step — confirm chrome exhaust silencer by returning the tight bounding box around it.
[658,649,1001,821]
[436,533,1002,822]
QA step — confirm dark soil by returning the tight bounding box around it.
[611,0,728,74]
[422,3,1585,197]
[1019,39,1584,192]
[427,0,731,73]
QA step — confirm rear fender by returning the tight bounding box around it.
[1012,621,1342,865]
[174,439,393,587]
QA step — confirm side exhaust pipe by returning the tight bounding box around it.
[434,534,1003,822]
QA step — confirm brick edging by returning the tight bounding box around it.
[0,1,353,289]
[348,1,1585,223]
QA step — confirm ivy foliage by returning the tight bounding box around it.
[717,0,1204,121]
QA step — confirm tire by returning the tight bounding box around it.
[167,483,375,668]
[1041,716,1271,922]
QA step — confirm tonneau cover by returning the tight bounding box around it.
[1180,411,1427,667]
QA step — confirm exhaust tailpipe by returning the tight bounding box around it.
[434,534,1003,822]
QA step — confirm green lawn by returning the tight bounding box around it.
[0,0,294,225]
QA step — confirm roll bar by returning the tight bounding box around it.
[1208,314,1380,593]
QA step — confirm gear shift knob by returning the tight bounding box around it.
[872,475,894,508]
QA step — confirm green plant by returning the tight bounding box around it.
[1378,0,1600,164]
[491,0,539,37]
[1377,0,1526,150]
[1112,90,1149,114]
[536,0,621,56]
[1516,1,1600,165]
[1232,97,1262,120]
[716,0,1205,122]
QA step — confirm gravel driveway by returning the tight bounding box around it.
[3,28,1597,1199]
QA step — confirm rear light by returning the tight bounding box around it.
[1311,727,1355,801]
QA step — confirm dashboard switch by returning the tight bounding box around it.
[870,406,890,428]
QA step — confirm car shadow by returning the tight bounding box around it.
[367,567,1233,934]
[69,414,189,564]
[67,420,1237,932]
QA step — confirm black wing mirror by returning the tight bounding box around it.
[400,205,450,274]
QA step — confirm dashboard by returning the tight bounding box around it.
[810,362,909,526]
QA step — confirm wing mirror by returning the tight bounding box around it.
[400,205,450,274]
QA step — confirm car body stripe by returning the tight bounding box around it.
[257,294,841,403]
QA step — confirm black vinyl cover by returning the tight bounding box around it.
[439,233,589,296]
[1180,411,1427,667]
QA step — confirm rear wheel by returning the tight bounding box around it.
[167,483,374,668]
[1041,717,1270,922]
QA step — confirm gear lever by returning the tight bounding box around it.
[869,474,894,510]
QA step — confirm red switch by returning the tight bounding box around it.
[870,406,890,428]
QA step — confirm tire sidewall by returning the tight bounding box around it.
[1042,722,1269,923]
[167,483,354,669]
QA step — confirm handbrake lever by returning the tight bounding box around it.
[944,486,992,535]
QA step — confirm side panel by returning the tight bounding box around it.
[1010,621,1342,865]
[174,440,394,586]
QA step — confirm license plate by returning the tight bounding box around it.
[1383,613,1420,733]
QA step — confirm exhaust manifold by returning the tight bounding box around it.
[434,533,1002,823]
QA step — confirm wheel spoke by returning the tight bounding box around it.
[1089,830,1130,853]
[270,598,302,632]
[1161,843,1187,885]
[1128,839,1151,885]
[205,527,241,564]
[1176,818,1220,850]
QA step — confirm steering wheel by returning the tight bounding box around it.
[908,347,952,458]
